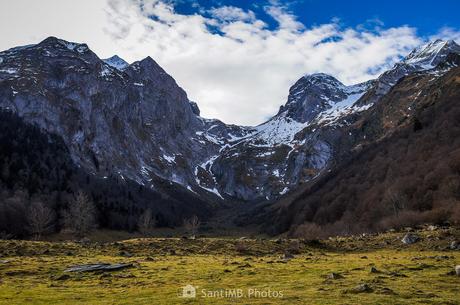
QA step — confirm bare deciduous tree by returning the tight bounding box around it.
[27,201,55,240]
[63,191,97,238]
[137,208,156,236]
[183,215,200,237]
[293,222,325,240]
[384,188,407,217]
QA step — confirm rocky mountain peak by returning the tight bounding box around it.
[403,39,460,69]
[360,39,460,107]
[402,39,460,69]
[103,55,129,71]
[37,36,93,56]
[278,72,371,124]
[301,72,344,88]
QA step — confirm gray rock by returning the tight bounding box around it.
[351,283,372,293]
[281,253,294,260]
[402,233,420,245]
[55,274,71,280]
[370,266,380,273]
[455,265,460,277]
[119,251,133,257]
[449,241,460,250]
[326,272,344,280]
[78,237,91,245]
[64,263,133,272]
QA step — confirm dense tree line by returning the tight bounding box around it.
[0,110,211,238]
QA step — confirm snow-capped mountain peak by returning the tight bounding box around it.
[277,72,372,124]
[403,39,460,69]
[103,55,129,71]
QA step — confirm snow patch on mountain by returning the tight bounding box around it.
[403,39,460,70]
[103,55,129,71]
[252,114,307,145]
[315,92,370,125]
[0,67,18,74]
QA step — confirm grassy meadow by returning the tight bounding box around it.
[0,227,459,304]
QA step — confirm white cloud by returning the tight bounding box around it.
[431,27,460,42]
[209,6,256,22]
[0,0,456,125]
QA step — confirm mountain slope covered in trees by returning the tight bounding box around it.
[260,57,460,236]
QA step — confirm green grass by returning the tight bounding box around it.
[0,229,459,304]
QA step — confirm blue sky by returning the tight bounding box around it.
[171,0,460,37]
[1,0,459,125]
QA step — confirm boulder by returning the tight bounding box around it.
[351,283,372,293]
[449,241,460,250]
[65,263,133,273]
[326,272,344,280]
[370,266,380,273]
[119,251,133,257]
[280,253,294,260]
[455,265,460,277]
[402,233,420,245]
[77,237,91,246]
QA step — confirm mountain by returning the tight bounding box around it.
[248,46,460,236]
[0,36,459,236]
[207,74,373,200]
[359,39,460,106]
[0,37,241,202]
[103,55,129,71]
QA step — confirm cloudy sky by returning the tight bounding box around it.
[1,0,459,125]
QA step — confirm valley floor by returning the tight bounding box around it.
[0,228,459,305]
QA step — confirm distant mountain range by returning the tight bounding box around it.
[0,37,459,235]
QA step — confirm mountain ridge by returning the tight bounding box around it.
[0,36,459,219]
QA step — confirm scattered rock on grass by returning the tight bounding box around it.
[238,263,252,269]
[370,266,380,273]
[379,287,395,295]
[119,251,133,257]
[78,238,91,245]
[449,241,460,250]
[402,233,420,245]
[327,272,344,280]
[55,274,70,281]
[351,283,373,293]
[64,263,133,273]
[281,253,294,260]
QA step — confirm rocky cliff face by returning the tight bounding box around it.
[0,37,459,205]
[0,37,243,202]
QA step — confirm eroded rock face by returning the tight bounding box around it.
[0,37,233,200]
